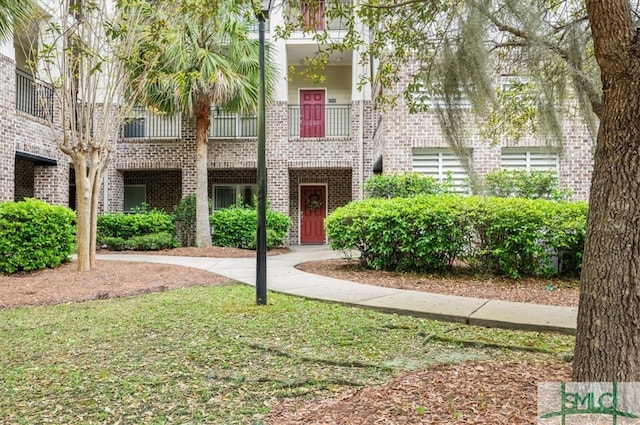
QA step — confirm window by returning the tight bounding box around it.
[501,149,559,173]
[124,185,146,212]
[412,148,471,193]
[213,185,257,210]
[408,81,471,111]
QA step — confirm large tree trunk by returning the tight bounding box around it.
[72,149,107,272]
[74,160,92,272]
[194,100,212,247]
[89,161,106,270]
[573,0,640,381]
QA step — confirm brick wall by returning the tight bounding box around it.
[0,54,17,201]
[373,63,594,200]
[34,163,69,205]
[1,53,70,206]
[124,170,182,212]
[112,99,364,243]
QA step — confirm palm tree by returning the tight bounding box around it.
[130,0,275,247]
[0,0,35,41]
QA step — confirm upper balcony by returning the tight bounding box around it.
[120,107,258,140]
[120,102,353,142]
[15,69,54,121]
[288,103,351,138]
[283,0,351,39]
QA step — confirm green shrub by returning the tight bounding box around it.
[210,206,291,249]
[172,195,197,247]
[467,198,546,277]
[127,232,178,251]
[481,170,570,200]
[98,210,175,240]
[100,236,127,251]
[326,196,472,272]
[465,198,587,277]
[0,199,76,273]
[364,172,452,199]
[326,195,587,278]
[266,210,291,247]
[543,201,587,277]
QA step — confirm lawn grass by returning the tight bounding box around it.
[0,285,574,424]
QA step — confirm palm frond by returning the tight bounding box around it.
[0,0,36,42]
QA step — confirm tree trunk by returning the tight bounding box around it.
[74,161,92,272]
[194,100,212,247]
[573,0,640,381]
[89,162,106,270]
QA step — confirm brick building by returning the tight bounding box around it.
[1,5,594,245]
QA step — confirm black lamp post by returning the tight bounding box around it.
[256,0,271,305]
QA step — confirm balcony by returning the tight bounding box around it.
[121,107,181,139]
[285,0,351,32]
[121,107,257,140]
[209,108,257,139]
[288,104,351,138]
[15,69,54,121]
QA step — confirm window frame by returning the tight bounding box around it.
[124,184,147,212]
[212,184,257,211]
[501,148,560,174]
[412,148,472,194]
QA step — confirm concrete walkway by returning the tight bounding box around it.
[97,245,577,335]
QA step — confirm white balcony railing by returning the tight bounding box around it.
[121,104,352,140]
[121,107,181,139]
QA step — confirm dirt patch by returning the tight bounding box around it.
[266,361,572,424]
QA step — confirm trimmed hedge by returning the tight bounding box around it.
[325,195,587,278]
[364,172,452,198]
[128,232,178,251]
[210,206,291,249]
[98,210,175,239]
[0,199,76,273]
[98,210,177,251]
[480,170,570,201]
[101,233,178,251]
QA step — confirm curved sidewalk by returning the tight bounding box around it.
[97,245,577,335]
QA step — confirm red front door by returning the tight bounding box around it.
[300,185,326,244]
[300,90,325,138]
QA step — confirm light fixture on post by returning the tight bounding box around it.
[255,0,272,306]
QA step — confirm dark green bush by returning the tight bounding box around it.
[364,172,452,199]
[481,170,570,200]
[0,199,76,273]
[326,195,587,278]
[326,196,472,272]
[210,206,291,249]
[127,232,178,251]
[467,198,546,277]
[467,198,587,277]
[98,210,175,240]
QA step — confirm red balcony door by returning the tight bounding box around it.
[302,0,325,30]
[300,185,326,244]
[300,90,325,138]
